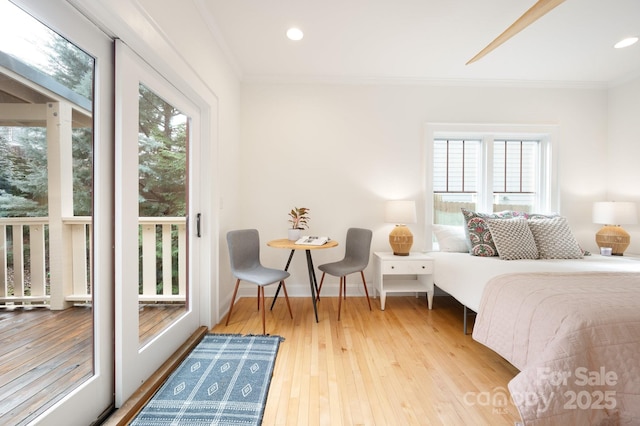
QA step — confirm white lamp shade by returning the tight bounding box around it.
[385,200,417,224]
[592,201,638,225]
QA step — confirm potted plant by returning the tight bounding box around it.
[288,207,310,241]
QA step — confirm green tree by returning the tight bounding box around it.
[0,127,48,217]
[137,84,186,217]
[0,132,14,193]
[46,37,94,100]
[47,36,94,216]
[0,33,94,217]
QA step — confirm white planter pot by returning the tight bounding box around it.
[288,229,301,241]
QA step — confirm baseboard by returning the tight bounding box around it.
[234,282,372,298]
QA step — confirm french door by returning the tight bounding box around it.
[114,39,202,406]
[6,0,114,424]
[5,1,209,422]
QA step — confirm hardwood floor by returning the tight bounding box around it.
[5,296,521,425]
[212,294,521,426]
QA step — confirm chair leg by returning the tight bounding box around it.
[257,286,260,311]
[259,286,266,335]
[343,275,347,299]
[361,271,372,311]
[280,280,293,319]
[316,272,326,301]
[337,276,344,321]
[225,279,241,326]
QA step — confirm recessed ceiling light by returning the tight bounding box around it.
[614,37,638,49]
[286,27,304,41]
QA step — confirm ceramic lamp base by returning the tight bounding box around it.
[389,224,413,256]
[595,225,630,256]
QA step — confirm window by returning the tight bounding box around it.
[492,139,538,212]
[432,139,480,225]
[427,124,557,228]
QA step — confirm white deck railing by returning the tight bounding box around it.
[0,216,186,308]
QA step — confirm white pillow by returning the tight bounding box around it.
[432,225,468,252]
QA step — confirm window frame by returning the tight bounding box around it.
[424,123,558,250]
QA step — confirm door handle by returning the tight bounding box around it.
[196,213,201,237]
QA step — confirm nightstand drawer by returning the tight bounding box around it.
[381,261,433,275]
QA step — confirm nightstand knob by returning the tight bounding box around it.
[391,266,395,269]
[421,266,425,269]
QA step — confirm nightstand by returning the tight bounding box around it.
[373,252,434,310]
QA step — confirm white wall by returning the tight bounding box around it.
[95,0,639,316]
[240,82,609,294]
[608,75,640,253]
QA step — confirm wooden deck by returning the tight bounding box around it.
[0,304,184,425]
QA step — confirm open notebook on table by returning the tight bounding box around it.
[295,236,330,246]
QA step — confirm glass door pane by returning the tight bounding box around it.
[138,83,188,346]
[0,1,105,423]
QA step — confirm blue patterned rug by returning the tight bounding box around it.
[130,334,283,425]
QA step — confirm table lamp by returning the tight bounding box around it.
[385,200,417,256]
[592,201,638,255]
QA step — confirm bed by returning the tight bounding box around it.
[428,251,640,316]
[428,252,640,425]
[429,212,640,425]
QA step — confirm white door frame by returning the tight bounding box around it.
[114,39,208,406]
[11,0,115,424]
[64,0,218,332]
[12,1,218,418]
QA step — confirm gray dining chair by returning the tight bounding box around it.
[225,229,293,334]
[316,228,373,320]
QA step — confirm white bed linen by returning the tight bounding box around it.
[427,252,640,312]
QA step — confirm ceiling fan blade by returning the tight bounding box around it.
[466,0,566,65]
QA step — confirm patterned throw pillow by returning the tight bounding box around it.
[486,218,539,260]
[526,212,559,220]
[527,216,583,259]
[461,208,524,256]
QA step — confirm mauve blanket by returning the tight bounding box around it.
[472,271,640,426]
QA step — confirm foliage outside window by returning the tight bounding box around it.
[138,83,187,218]
[0,28,94,217]
[138,83,188,295]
